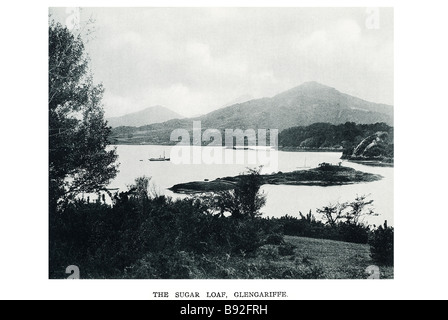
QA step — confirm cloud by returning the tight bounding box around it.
[55,8,394,117]
[140,84,219,118]
[102,93,135,117]
[110,31,143,49]
[335,19,362,42]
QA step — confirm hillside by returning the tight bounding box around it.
[279,122,393,149]
[200,81,392,131]
[219,94,254,108]
[106,106,183,128]
[342,131,394,164]
[283,236,393,279]
[110,82,393,145]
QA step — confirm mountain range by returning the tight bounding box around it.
[219,94,254,109]
[106,105,183,128]
[110,82,393,145]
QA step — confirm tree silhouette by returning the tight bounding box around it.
[49,19,118,210]
[212,167,267,219]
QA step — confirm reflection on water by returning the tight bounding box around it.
[107,145,393,226]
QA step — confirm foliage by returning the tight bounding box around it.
[317,195,377,227]
[338,222,370,244]
[126,250,331,279]
[49,20,118,210]
[278,243,296,256]
[277,195,376,245]
[369,221,394,266]
[49,176,275,278]
[279,213,335,240]
[258,245,280,260]
[317,204,345,227]
[207,167,267,219]
[317,195,375,243]
[265,233,285,245]
[49,173,393,279]
[279,122,393,150]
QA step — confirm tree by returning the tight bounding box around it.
[49,20,118,211]
[369,221,394,265]
[317,195,377,226]
[316,203,346,227]
[344,195,376,225]
[211,167,267,219]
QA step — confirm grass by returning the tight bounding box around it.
[284,236,394,279]
[127,235,394,280]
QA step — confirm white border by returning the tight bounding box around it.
[1,0,448,300]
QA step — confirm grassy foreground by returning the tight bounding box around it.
[284,236,393,279]
[127,235,393,279]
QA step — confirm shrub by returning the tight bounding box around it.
[369,221,394,266]
[208,167,267,219]
[128,251,198,279]
[280,213,334,240]
[338,222,370,244]
[278,243,296,256]
[258,245,280,260]
[49,178,273,278]
[265,233,285,245]
[294,260,325,279]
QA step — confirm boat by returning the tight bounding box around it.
[149,151,170,162]
[297,157,311,169]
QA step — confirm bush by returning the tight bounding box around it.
[265,233,285,245]
[278,243,296,256]
[208,167,267,219]
[49,178,275,278]
[128,251,198,279]
[369,221,394,266]
[338,222,370,244]
[258,245,280,260]
[278,213,371,243]
[279,213,336,240]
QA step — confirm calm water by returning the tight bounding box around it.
[107,145,393,226]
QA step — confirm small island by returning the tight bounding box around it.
[169,164,383,194]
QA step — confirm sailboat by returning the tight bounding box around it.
[149,151,170,162]
[297,157,311,169]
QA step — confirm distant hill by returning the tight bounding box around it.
[106,106,183,128]
[199,82,393,131]
[219,94,254,109]
[279,122,393,150]
[280,122,394,164]
[110,82,393,145]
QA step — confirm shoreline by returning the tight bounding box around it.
[345,159,394,168]
[169,166,383,194]
[108,143,347,153]
[106,143,394,168]
[278,147,344,153]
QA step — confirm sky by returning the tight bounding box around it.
[49,7,394,118]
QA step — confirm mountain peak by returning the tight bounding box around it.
[295,81,337,92]
[274,81,337,100]
[300,81,331,88]
[111,82,393,144]
[141,105,164,111]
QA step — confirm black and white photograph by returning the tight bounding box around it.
[48,7,394,280]
[3,0,448,303]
